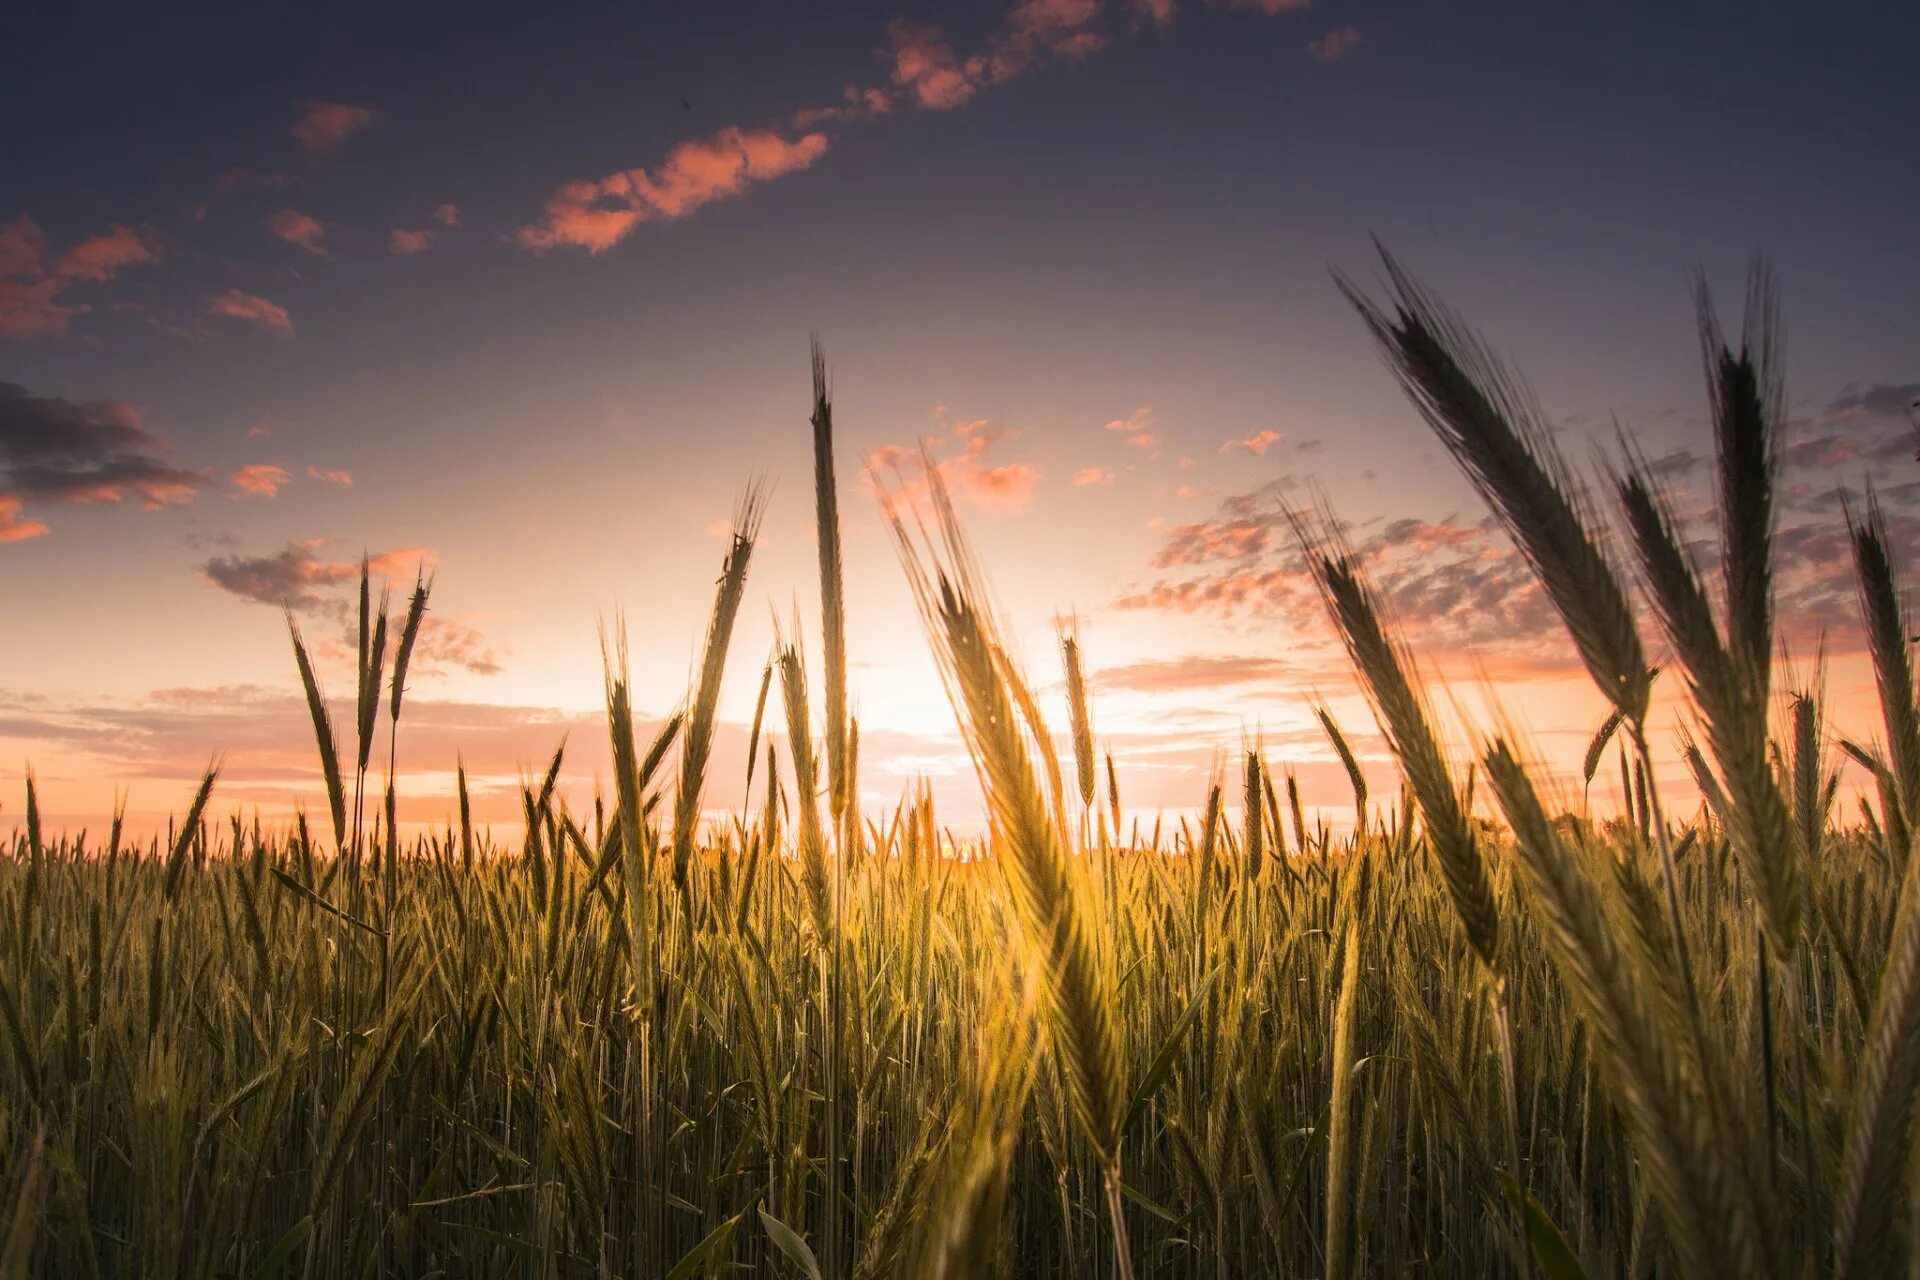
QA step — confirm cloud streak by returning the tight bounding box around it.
[0,382,204,539]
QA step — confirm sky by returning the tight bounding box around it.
[3,0,1918,837]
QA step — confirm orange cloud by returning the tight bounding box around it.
[1223,429,1282,455]
[1,217,160,339]
[267,208,326,254]
[1308,24,1363,61]
[231,463,291,497]
[518,126,830,253]
[207,289,294,340]
[0,494,48,542]
[888,0,1105,112]
[53,225,158,281]
[1072,467,1112,487]
[888,23,980,109]
[389,228,434,254]
[306,466,352,485]
[1104,405,1159,449]
[433,203,461,227]
[293,101,378,153]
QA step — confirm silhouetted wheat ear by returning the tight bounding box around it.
[1338,248,1652,724]
[1293,507,1498,968]
[811,339,852,827]
[1700,265,1781,700]
[672,482,766,888]
[288,611,347,851]
[1851,496,1920,814]
[1617,460,1800,951]
[1482,737,1768,1280]
[389,569,432,721]
[1835,499,1920,1278]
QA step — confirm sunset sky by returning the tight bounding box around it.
[4,0,1917,835]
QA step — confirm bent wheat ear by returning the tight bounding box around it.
[1339,249,1652,723]
[673,483,766,887]
[288,611,347,852]
[1315,706,1367,832]
[1294,507,1498,968]
[877,456,1126,1176]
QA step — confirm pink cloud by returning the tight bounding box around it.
[306,466,352,485]
[518,126,830,253]
[433,203,461,227]
[887,23,980,109]
[231,463,291,498]
[54,225,158,281]
[1073,466,1113,487]
[1104,406,1157,447]
[206,289,294,340]
[1223,429,1282,455]
[869,417,1039,509]
[0,494,49,543]
[389,228,434,254]
[0,219,160,339]
[245,423,272,439]
[267,208,326,254]
[1228,0,1313,13]
[0,278,82,339]
[293,101,379,153]
[1308,24,1363,61]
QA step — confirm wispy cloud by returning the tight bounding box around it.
[1104,405,1159,449]
[230,463,291,498]
[293,101,379,154]
[207,289,295,339]
[0,216,160,339]
[518,127,831,253]
[306,465,352,485]
[389,228,434,254]
[267,208,327,254]
[1072,466,1113,487]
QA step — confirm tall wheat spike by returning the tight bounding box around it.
[672,483,766,890]
[1701,266,1780,702]
[878,451,1132,1277]
[1061,623,1098,813]
[810,342,853,833]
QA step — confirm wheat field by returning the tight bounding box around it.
[3,258,1918,1278]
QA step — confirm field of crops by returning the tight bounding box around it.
[3,259,1918,1278]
